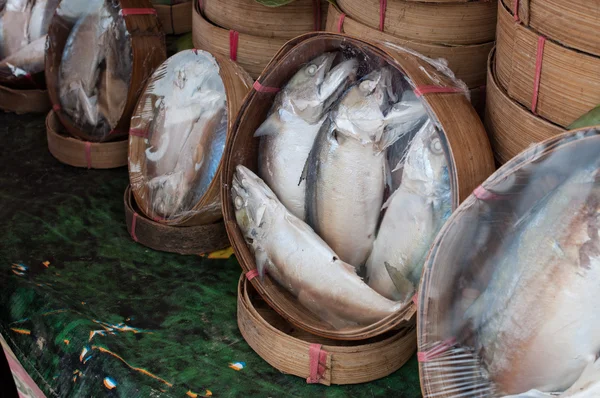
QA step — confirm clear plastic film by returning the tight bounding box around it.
[129,49,227,223]
[0,0,60,86]
[53,0,133,141]
[418,128,600,397]
[231,42,456,329]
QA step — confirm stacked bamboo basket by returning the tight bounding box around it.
[151,0,193,34]
[325,0,498,117]
[486,0,600,164]
[192,0,329,79]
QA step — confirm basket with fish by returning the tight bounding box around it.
[418,126,600,398]
[45,0,167,143]
[46,110,128,169]
[335,0,497,46]
[326,3,493,90]
[123,185,230,254]
[222,32,495,341]
[151,0,192,35]
[129,49,252,228]
[237,274,417,385]
[485,48,564,165]
[199,0,327,41]
[496,0,600,129]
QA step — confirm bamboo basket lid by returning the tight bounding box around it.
[485,48,565,165]
[192,0,286,79]
[417,126,600,397]
[221,32,495,340]
[199,0,328,40]
[153,0,193,35]
[237,275,417,385]
[503,0,600,58]
[46,111,128,169]
[0,85,50,114]
[129,49,253,227]
[336,0,497,46]
[326,4,492,89]
[45,0,167,143]
[496,0,600,129]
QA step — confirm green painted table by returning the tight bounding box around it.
[0,112,422,397]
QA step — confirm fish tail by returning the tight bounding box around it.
[384,262,415,301]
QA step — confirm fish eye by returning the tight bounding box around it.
[306,64,318,76]
[234,196,244,210]
[428,137,444,155]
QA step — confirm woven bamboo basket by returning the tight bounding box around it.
[238,275,417,385]
[326,4,492,89]
[46,111,128,169]
[123,185,230,255]
[336,0,497,46]
[199,0,328,40]
[153,0,193,35]
[192,1,286,79]
[496,1,600,129]
[129,50,253,227]
[0,86,50,114]
[221,32,495,340]
[417,126,600,398]
[45,0,167,143]
[503,0,600,58]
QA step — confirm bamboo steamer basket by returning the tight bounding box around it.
[503,0,600,58]
[221,32,495,340]
[326,4,492,89]
[0,86,50,114]
[238,275,417,385]
[496,1,600,129]
[192,1,286,79]
[153,0,193,35]
[129,50,253,227]
[45,0,167,143]
[46,111,128,169]
[199,0,328,40]
[417,126,600,398]
[336,0,497,46]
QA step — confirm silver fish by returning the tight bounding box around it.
[28,0,60,42]
[232,165,403,328]
[0,0,32,60]
[366,120,451,301]
[0,34,45,78]
[256,53,358,220]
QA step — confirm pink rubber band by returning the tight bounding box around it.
[253,81,280,94]
[229,30,239,62]
[337,13,346,33]
[411,294,418,306]
[129,128,149,138]
[131,213,139,242]
[414,85,464,97]
[53,104,61,112]
[473,185,500,201]
[417,338,456,363]
[306,344,327,384]
[246,269,259,280]
[121,8,157,16]
[531,36,546,115]
[379,0,387,31]
[84,142,92,169]
[513,0,520,22]
[313,0,321,31]
[197,0,203,12]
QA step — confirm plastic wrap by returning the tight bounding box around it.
[0,0,60,86]
[52,0,133,141]
[231,42,470,329]
[418,128,600,397]
[129,49,227,223]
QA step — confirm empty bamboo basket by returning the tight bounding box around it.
[46,111,128,169]
[199,0,328,40]
[153,0,193,35]
[222,32,495,341]
[238,274,417,385]
[326,4,492,89]
[0,86,50,114]
[496,1,600,128]
[336,0,497,46]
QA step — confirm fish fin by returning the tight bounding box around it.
[384,262,415,301]
[254,112,282,137]
[382,188,401,210]
[254,248,269,279]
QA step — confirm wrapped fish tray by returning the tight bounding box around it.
[336,0,497,46]
[237,275,416,385]
[46,111,128,169]
[152,0,192,35]
[496,0,600,128]
[418,126,600,397]
[326,4,492,89]
[221,32,495,341]
[486,48,565,164]
[199,0,328,40]
[123,185,230,255]
[0,85,50,114]
[45,0,167,143]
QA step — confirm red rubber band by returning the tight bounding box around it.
[84,142,92,169]
[253,81,280,94]
[131,213,139,242]
[313,0,321,31]
[513,0,520,22]
[337,13,346,33]
[229,30,239,62]
[52,104,61,112]
[417,338,456,363]
[129,128,149,138]
[121,8,157,16]
[414,85,464,97]
[379,0,387,31]
[246,269,259,281]
[531,36,546,115]
[306,344,328,384]
[411,294,418,306]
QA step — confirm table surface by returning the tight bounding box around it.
[0,112,422,397]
